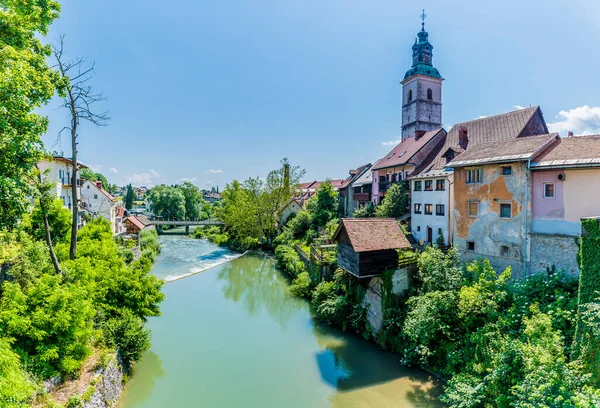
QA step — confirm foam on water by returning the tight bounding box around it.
[163,251,247,283]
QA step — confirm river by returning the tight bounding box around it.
[118,235,443,408]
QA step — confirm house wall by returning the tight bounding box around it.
[81,181,116,229]
[372,165,415,204]
[38,159,83,227]
[411,176,450,245]
[453,162,529,278]
[278,201,302,226]
[563,168,600,222]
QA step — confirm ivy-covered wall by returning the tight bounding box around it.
[573,217,600,383]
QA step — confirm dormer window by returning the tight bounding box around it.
[459,127,468,149]
[408,89,413,102]
[427,88,432,100]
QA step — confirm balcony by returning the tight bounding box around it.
[378,182,389,192]
[61,176,72,186]
[353,192,371,201]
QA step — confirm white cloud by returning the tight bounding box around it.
[180,177,197,183]
[124,169,161,187]
[88,164,103,172]
[513,105,526,110]
[206,169,223,174]
[109,167,118,174]
[547,106,600,136]
[381,139,400,147]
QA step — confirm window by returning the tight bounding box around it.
[94,194,98,199]
[414,203,422,214]
[414,181,422,191]
[438,228,443,235]
[427,88,432,100]
[500,203,512,219]
[425,180,433,191]
[467,241,475,251]
[436,204,445,216]
[417,226,421,232]
[466,168,481,184]
[424,204,433,215]
[501,245,510,257]
[468,201,479,217]
[543,182,555,198]
[435,179,445,191]
[408,89,413,102]
[459,127,469,149]
[87,185,90,189]
[501,166,512,175]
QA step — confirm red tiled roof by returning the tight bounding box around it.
[125,216,145,231]
[372,129,444,171]
[427,106,546,171]
[448,134,559,167]
[532,135,600,167]
[333,218,411,252]
[115,207,126,218]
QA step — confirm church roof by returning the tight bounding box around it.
[373,128,445,171]
[403,64,442,80]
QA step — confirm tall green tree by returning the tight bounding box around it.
[178,182,205,221]
[306,181,338,228]
[375,182,410,218]
[147,185,185,220]
[0,0,61,228]
[124,184,135,210]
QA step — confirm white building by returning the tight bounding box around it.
[410,169,453,245]
[38,156,86,228]
[81,180,117,232]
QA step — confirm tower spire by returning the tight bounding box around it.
[421,9,426,30]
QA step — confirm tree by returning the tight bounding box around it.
[306,181,338,228]
[178,182,205,221]
[0,338,36,407]
[0,0,60,228]
[353,202,376,218]
[53,36,110,260]
[375,183,410,218]
[147,185,185,220]
[416,246,464,293]
[124,184,135,210]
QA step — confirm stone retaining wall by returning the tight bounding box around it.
[82,356,123,408]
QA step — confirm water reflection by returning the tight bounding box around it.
[217,255,302,328]
[119,352,165,407]
[311,322,444,407]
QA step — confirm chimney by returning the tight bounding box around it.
[568,131,574,137]
[415,130,426,140]
[96,181,102,189]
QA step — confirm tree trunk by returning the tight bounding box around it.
[41,198,63,275]
[69,115,78,260]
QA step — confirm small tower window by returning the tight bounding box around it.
[427,88,432,100]
[408,89,413,102]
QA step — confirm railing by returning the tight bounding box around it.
[353,192,371,201]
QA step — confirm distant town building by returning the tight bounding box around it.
[338,164,371,217]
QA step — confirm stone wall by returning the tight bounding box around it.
[529,233,580,276]
[362,277,383,333]
[82,356,124,408]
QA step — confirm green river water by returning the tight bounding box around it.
[118,235,443,408]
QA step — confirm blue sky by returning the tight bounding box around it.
[40,0,600,188]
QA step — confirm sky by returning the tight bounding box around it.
[40,0,600,188]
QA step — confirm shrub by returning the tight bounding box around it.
[66,396,81,408]
[416,246,464,293]
[289,272,311,298]
[287,210,312,239]
[274,244,306,278]
[0,338,36,407]
[118,249,134,264]
[103,310,151,370]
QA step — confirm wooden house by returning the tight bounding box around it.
[124,216,154,235]
[333,218,411,278]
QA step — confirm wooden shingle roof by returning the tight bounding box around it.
[333,218,411,252]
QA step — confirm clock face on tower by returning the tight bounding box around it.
[423,54,431,64]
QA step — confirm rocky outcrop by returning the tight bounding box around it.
[82,357,123,408]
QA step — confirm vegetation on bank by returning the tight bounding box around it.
[270,183,600,407]
[147,182,213,221]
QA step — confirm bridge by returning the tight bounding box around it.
[150,219,224,234]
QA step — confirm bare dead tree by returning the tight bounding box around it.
[53,35,110,260]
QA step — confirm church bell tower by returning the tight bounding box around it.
[401,11,443,140]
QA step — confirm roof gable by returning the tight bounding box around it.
[333,218,411,252]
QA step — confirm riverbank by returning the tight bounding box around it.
[118,235,444,407]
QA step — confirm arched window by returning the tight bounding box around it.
[427,88,432,100]
[408,89,413,102]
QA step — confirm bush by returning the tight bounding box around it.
[289,272,311,298]
[103,310,151,370]
[0,338,36,407]
[118,249,134,264]
[274,244,306,278]
[287,210,312,239]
